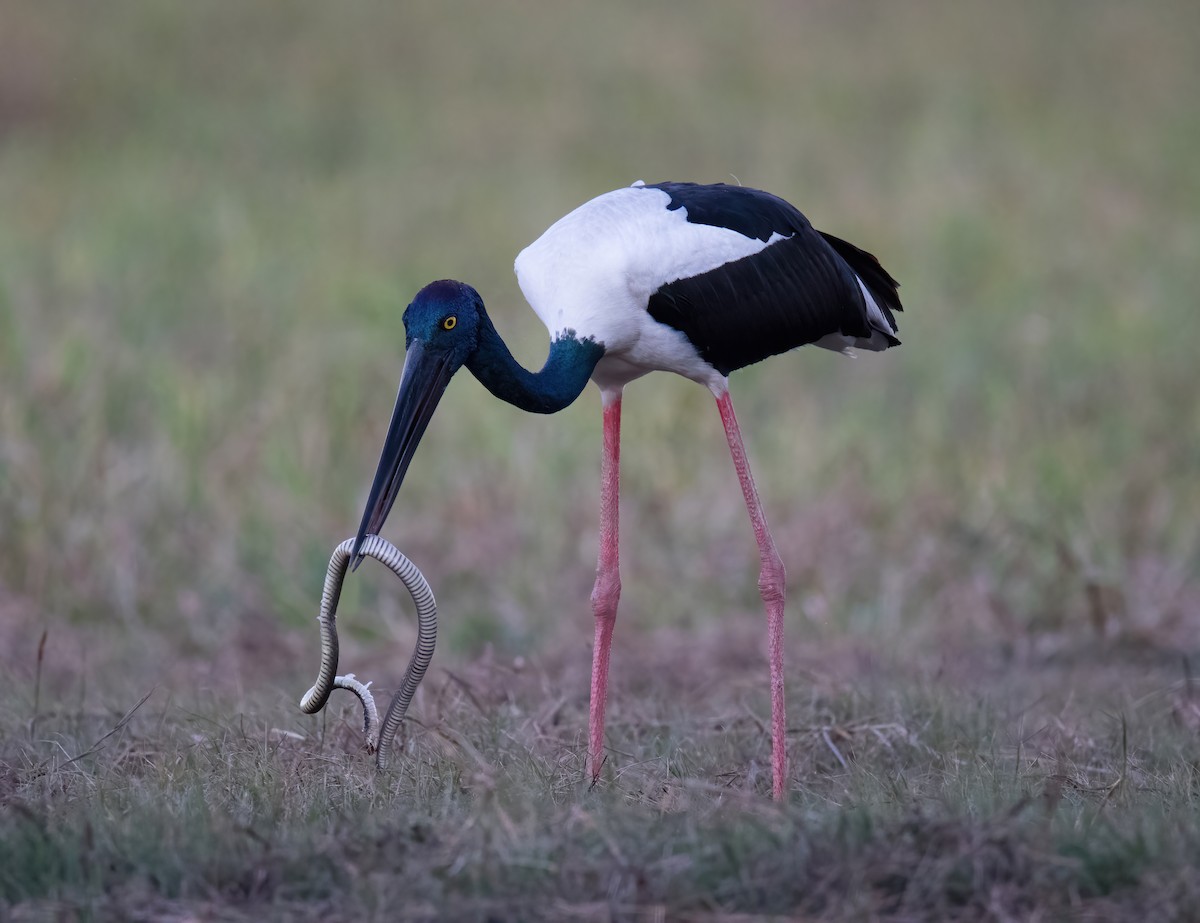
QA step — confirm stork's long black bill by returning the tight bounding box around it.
[350,339,455,570]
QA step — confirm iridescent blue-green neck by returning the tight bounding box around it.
[465,309,604,414]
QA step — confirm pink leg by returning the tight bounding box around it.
[716,390,788,801]
[588,390,623,784]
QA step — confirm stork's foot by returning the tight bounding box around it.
[587,752,607,791]
[588,601,617,783]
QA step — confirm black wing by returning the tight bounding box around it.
[644,182,902,376]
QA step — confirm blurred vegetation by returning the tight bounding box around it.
[1,0,1199,917]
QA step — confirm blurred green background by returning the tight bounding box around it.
[1,0,1197,697]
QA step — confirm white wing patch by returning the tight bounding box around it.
[857,278,894,336]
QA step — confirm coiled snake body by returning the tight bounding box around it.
[299,535,436,769]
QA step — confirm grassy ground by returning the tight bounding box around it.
[2,1,1199,919]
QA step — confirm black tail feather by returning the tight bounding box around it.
[818,231,904,322]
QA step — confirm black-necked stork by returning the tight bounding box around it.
[350,180,902,800]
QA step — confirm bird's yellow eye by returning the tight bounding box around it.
[442,316,457,330]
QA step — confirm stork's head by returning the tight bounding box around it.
[400,279,484,362]
[350,280,482,566]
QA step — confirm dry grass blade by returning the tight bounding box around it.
[58,688,155,768]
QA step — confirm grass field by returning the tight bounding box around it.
[2,1,1199,919]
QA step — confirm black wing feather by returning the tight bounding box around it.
[644,182,901,376]
[819,231,904,327]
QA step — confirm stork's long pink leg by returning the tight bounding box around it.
[716,389,788,801]
[588,390,623,784]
